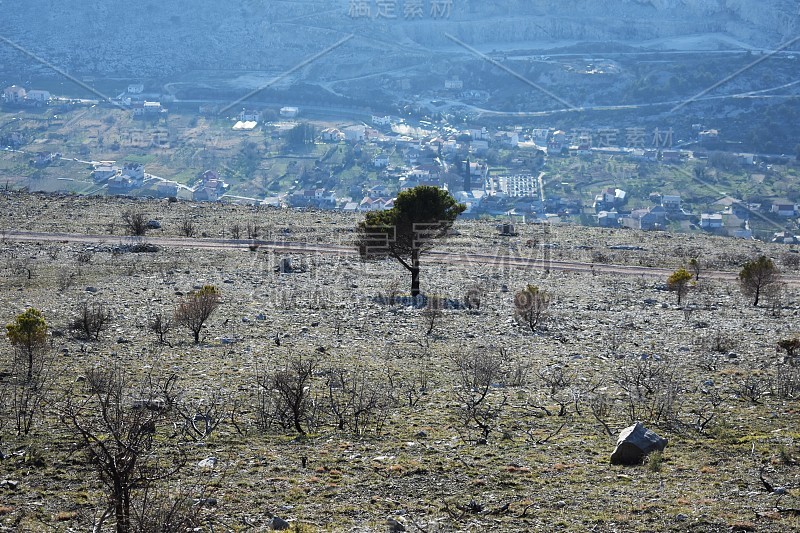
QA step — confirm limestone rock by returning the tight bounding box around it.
[270,516,290,530]
[610,422,667,465]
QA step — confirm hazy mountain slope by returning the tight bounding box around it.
[0,1,795,77]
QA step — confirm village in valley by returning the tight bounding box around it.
[2,80,798,245]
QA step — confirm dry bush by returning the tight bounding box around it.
[179,218,196,238]
[780,252,800,270]
[737,373,771,404]
[774,365,800,399]
[121,210,148,236]
[325,365,394,437]
[174,388,230,442]
[463,286,483,310]
[616,356,683,428]
[246,220,260,239]
[256,356,321,435]
[230,223,241,240]
[149,312,172,346]
[174,285,220,344]
[704,328,737,354]
[59,366,188,533]
[452,348,508,444]
[421,295,444,336]
[514,285,552,332]
[70,301,112,341]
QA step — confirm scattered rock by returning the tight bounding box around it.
[0,479,19,490]
[270,515,290,530]
[276,258,293,274]
[194,497,218,507]
[131,398,166,411]
[85,286,98,293]
[198,457,218,469]
[610,422,667,465]
[387,518,406,532]
[675,513,689,522]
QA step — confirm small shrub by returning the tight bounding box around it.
[70,302,112,341]
[514,285,551,332]
[647,450,664,472]
[121,210,148,237]
[174,285,220,344]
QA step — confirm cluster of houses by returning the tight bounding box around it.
[92,163,146,194]
[30,151,62,167]
[191,170,228,202]
[592,185,799,240]
[2,86,51,107]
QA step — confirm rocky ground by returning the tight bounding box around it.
[0,191,799,532]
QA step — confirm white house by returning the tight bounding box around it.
[700,213,723,229]
[343,125,366,142]
[193,170,228,202]
[372,115,392,126]
[26,90,51,103]
[598,210,620,227]
[93,165,119,182]
[358,197,395,212]
[280,106,299,118]
[469,128,489,141]
[661,195,682,211]
[127,84,144,94]
[321,128,344,142]
[3,85,26,103]
[121,163,145,185]
[470,140,489,152]
[532,129,550,145]
[771,199,797,217]
[445,78,463,90]
[494,131,519,147]
[238,109,261,122]
[133,101,163,116]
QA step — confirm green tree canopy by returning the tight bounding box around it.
[667,268,693,305]
[357,186,465,297]
[6,307,48,381]
[739,255,779,307]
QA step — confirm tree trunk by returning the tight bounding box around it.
[410,251,421,297]
[114,481,128,533]
[754,285,760,307]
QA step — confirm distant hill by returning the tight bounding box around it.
[0,1,796,77]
